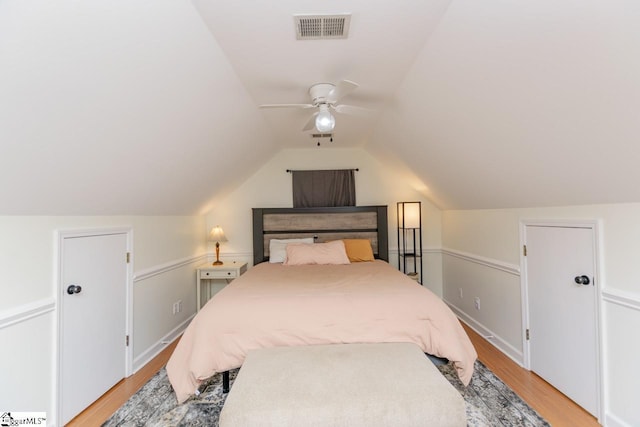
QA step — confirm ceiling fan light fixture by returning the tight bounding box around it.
[315,105,335,132]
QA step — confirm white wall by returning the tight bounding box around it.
[205,147,444,295]
[0,215,205,421]
[441,203,640,426]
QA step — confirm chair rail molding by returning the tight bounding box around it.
[0,297,55,330]
[207,251,254,266]
[134,253,208,283]
[442,247,521,276]
[388,247,441,255]
[602,288,640,311]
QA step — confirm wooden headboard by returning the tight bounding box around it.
[252,206,388,265]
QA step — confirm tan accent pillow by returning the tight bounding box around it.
[342,239,375,262]
[284,240,350,265]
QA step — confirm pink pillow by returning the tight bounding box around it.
[284,240,351,265]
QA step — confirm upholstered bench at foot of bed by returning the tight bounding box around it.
[218,342,466,427]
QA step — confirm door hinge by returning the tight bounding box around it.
[523,245,527,256]
[526,329,530,340]
[126,335,130,346]
[126,252,131,263]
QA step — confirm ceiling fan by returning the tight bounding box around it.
[259,80,371,132]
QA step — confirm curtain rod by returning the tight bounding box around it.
[286,168,359,173]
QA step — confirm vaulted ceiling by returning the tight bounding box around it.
[1,0,639,214]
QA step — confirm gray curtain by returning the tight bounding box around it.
[292,169,356,208]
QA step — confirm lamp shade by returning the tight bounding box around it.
[315,105,335,132]
[209,226,228,243]
[401,202,421,229]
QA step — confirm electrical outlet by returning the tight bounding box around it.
[177,300,182,313]
[172,302,176,315]
[459,288,463,298]
[474,297,480,310]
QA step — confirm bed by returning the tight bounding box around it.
[166,206,477,404]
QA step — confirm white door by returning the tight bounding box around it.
[60,232,128,424]
[525,225,599,416]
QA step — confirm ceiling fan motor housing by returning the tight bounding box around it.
[309,83,335,105]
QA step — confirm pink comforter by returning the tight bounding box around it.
[167,260,477,403]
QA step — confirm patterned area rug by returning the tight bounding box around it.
[104,360,549,427]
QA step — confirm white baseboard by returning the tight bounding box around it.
[132,314,195,373]
[605,412,633,427]
[446,299,524,367]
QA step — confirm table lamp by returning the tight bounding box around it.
[209,226,228,265]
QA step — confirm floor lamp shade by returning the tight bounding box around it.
[400,202,421,229]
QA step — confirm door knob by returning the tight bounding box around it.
[574,275,590,286]
[67,284,82,295]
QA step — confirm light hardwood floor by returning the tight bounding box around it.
[67,324,600,426]
[66,339,178,427]
[461,324,600,427]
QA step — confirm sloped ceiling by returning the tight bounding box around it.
[1,0,639,214]
[368,0,640,209]
[0,0,277,215]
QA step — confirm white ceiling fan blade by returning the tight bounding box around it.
[302,112,319,131]
[259,103,314,109]
[327,80,358,104]
[333,104,372,117]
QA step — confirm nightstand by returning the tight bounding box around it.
[196,261,248,311]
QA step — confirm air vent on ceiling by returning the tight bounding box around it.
[294,14,351,40]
